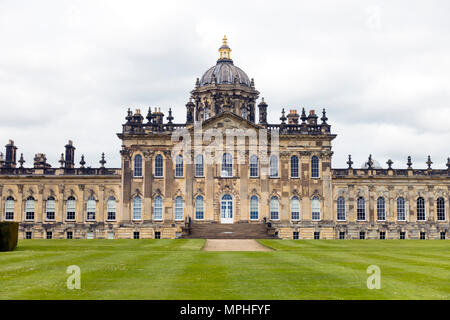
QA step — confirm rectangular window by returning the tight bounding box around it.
[67,231,73,239]
[420,232,426,240]
[25,231,32,239]
[155,231,161,239]
[400,231,406,239]
[133,231,140,239]
[339,231,345,239]
[87,232,94,239]
[293,232,299,240]
[360,231,365,240]
[107,211,116,221]
[379,231,386,240]
[4,198,14,220]
[314,231,320,240]
[5,211,14,220]
[440,232,446,240]
[46,231,52,239]
[46,199,55,220]
[107,231,114,239]
[417,198,426,221]
[26,211,34,220]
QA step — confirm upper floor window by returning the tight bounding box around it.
[134,155,142,177]
[291,196,300,220]
[107,197,116,221]
[250,155,259,177]
[25,196,35,221]
[290,156,299,178]
[175,155,184,177]
[66,196,76,221]
[337,196,346,221]
[357,197,366,221]
[250,195,259,220]
[133,196,142,220]
[195,196,204,220]
[270,196,279,220]
[195,154,204,177]
[155,154,163,177]
[269,155,278,178]
[46,196,55,220]
[86,197,96,221]
[154,196,163,221]
[417,197,426,221]
[311,156,319,178]
[377,197,386,221]
[437,197,446,221]
[5,196,14,220]
[221,153,233,177]
[204,107,210,120]
[397,197,406,221]
[311,196,321,221]
[175,196,184,221]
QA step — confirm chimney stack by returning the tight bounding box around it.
[5,140,17,168]
[287,109,299,124]
[64,140,75,169]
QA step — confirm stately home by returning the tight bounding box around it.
[0,37,449,240]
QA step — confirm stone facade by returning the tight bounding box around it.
[0,38,449,240]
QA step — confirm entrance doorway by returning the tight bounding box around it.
[220,194,233,224]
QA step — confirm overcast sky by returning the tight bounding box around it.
[0,0,449,169]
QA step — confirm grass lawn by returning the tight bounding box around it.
[0,239,449,299]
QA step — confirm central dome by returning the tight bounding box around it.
[199,35,251,87]
[199,61,251,87]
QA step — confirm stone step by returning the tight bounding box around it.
[182,222,276,239]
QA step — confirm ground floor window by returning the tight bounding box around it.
[379,231,386,239]
[46,231,52,239]
[420,232,426,240]
[360,231,365,239]
[440,232,446,240]
[314,231,320,239]
[155,231,161,239]
[339,231,345,239]
[67,231,73,239]
[87,232,94,239]
[133,231,140,239]
[293,231,299,240]
[25,231,32,239]
[400,231,406,239]
[107,232,114,239]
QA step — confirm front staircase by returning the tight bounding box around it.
[182,221,276,239]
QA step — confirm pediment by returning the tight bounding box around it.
[187,111,263,132]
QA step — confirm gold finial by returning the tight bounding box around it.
[218,35,231,60]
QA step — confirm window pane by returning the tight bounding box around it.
[175,155,183,177]
[66,197,76,220]
[397,197,406,221]
[46,198,55,220]
[5,197,14,220]
[357,197,366,220]
[270,155,278,177]
[250,155,258,177]
[107,197,116,220]
[437,197,445,221]
[311,156,319,178]
[195,155,204,177]
[86,197,96,221]
[312,197,320,220]
[290,156,299,178]
[175,196,184,220]
[155,155,163,177]
[291,197,300,220]
[154,196,163,220]
[133,196,142,220]
[195,196,204,220]
[417,197,425,221]
[221,153,232,177]
[270,197,279,220]
[377,197,385,221]
[250,196,259,220]
[337,197,346,221]
[134,155,142,177]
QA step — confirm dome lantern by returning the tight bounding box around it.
[219,35,232,61]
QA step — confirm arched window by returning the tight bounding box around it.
[377,197,386,221]
[175,196,184,221]
[270,196,279,220]
[66,196,76,221]
[195,154,204,177]
[86,197,96,221]
[250,195,259,220]
[155,154,163,177]
[134,155,142,177]
[357,197,366,221]
[107,197,116,221]
[250,155,259,177]
[290,156,299,178]
[291,196,300,220]
[221,153,233,177]
[437,197,445,221]
[221,194,233,222]
[311,196,320,220]
[175,155,184,177]
[311,156,319,178]
[25,196,35,221]
[270,155,278,178]
[397,197,406,221]
[132,196,142,220]
[195,196,204,220]
[337,196,346,221]
[154,196,163,221]
[46,196,55,220]
[417,197,426,221]
[5,196,14,220]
